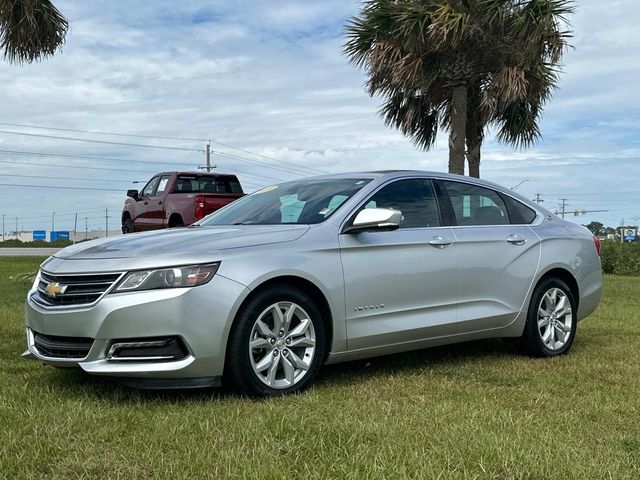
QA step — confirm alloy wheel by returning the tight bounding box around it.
[537,287,573,350]
[249,301,316,389]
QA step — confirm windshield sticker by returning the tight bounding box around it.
[256,185,278,194]
[318,208,331,216]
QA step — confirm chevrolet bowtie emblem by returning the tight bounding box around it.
[44,282,67,298]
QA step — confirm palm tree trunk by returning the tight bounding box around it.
[466,82,482,178]
[448,84,467,175]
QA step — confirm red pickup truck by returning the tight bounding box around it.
[122,171,244,233]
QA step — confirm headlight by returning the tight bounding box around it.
[113,263,220,292]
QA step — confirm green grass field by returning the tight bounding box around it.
[1,257,639,479]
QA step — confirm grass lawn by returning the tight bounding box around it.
[1,256,639,479]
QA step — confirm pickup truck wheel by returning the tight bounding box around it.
[122,218,133,234]
[226,286,326,397]
[168,216,184,228]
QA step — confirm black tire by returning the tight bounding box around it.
[226,285,326,397]
[122,217,133,234]
[522,277,577,357]
[168,216,184,228]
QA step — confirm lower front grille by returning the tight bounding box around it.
[32,331,93,359]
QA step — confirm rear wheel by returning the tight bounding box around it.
[168,215,184,228]
[522,278,577,357]
[122,217,133,234]
[226,286,326,397]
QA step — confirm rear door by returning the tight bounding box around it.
[436,180,541,333]
[340,178,459,350]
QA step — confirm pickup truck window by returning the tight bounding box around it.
[199,178,372,226]
[156,175,172,195]
[174,175,242,194]
[141,176,160,197]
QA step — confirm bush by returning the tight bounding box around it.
[600,241,640,276]
[0,239,73,248]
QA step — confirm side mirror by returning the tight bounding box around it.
[343,207,402,234]
[126,189,139,200]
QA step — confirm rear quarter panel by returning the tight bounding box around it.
[531,217,603,321]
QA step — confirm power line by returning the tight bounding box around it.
[0,122,208,142]
[0,130,203,152]
[0,173,138,183]
[0,148,290,183]
[0,158,159,175]
[213,151,315,177]
[0,121,327,174]
[212,140,327,174]
[0,182,121,192]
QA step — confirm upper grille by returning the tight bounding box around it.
[32,331,93,359]
[32,271,122,308]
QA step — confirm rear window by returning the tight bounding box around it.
[501,194,538,224]
[173,175,242,194]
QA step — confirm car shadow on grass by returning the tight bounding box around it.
[39,337,523,402]
[315,337,523,388]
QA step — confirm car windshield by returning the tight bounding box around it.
[198,178,372,225]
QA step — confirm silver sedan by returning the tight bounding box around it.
[23,171,603,396]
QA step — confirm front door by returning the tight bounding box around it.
[134,176,160,231]
[436,180,541,333]
[340,178,459,350]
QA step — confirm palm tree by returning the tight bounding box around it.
[345,0,573,177]
[0,0,68,64]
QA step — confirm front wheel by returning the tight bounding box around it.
[226,286,326,397]
[122,217,133,234]
[522,278,577,357]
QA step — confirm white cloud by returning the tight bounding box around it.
[0,0,638,231]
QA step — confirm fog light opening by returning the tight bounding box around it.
[106,337,188,362]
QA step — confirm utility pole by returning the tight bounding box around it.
[205,142,211,172]
[621,218,625,244]
[85,217,88,240]
[200,141,215,172]
[73,213,78,245]
[559,199,568,219]
[2,214,4,243]
[15,217,18,241]
[105,208,109,237]
[534,194,543,205]
[52,211,56,234]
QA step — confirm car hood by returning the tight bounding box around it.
[53,225,310,261]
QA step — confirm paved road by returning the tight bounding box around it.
[0,248,60,256]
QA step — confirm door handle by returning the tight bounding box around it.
[143,201,148,205]
[507,234,527,245]
[158,201,163,205]
[429,235,453,248]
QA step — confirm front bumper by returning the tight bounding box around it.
[24,274,250,383]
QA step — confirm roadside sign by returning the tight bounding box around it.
[50,231,70,241]
[624,228,636,242]
[32,230,46,241]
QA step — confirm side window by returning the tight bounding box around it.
[360,179,440,229]
[155,175,172,195]
[502,195,537,224]
[439,181,509,226]
[141,177,160,197]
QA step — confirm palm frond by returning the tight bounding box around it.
[0,0,68,64]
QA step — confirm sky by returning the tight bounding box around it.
[0,0,639,233]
